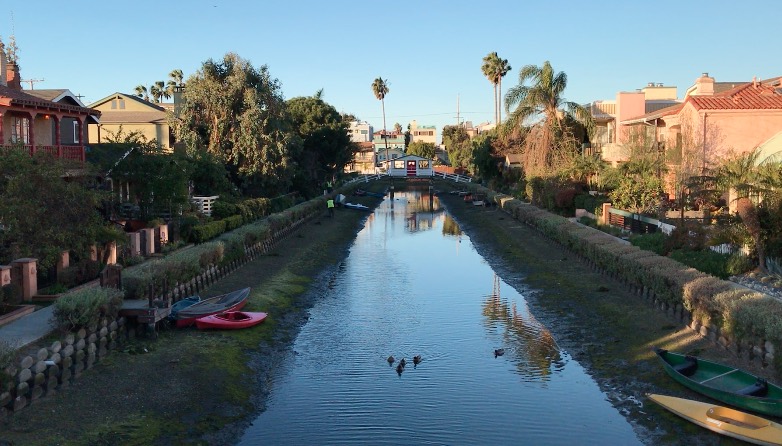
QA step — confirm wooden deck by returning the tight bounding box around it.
[119,299,171,324]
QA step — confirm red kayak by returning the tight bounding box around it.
[195,311,268,330]
[175,287,251,327]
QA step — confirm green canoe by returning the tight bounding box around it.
[654,347,782,417]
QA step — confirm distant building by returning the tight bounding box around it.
[373,130,406,167]
[409,119,436,145]
[348,120,373,143]
[585,81,681,165]
[88,92,174,151]
[346,141,375,174]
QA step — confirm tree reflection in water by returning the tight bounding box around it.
[482,274,563,380]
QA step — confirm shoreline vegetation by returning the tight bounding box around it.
[1,178,779,445]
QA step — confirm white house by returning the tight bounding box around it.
[386,155,434,178]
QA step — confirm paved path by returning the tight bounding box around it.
[0,305,55,350]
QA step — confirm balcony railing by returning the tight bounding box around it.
[0,145,85,162]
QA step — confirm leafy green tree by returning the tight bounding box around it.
[371,77,390,166]
[504,61,594,175]
[394,122,402,134]
[407,141,436,159]
[287,92,354,190]
[471,134,500,181]
[481,52,511,124]
[442,125,472,171]
[0,151,106,272]
[174,52,296,195]
[608,173,663,215]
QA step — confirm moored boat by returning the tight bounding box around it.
[647,393,782,446]
[175,287,251,327]
[167,295,201,321]
[344,202,370,211]
[653,347,782,417]
[195,311,268,330]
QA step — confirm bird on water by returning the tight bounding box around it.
[494,348,505,358]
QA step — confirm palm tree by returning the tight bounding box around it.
[371,77,390,170]
[481,52,512,125]
[716,150,775,272]
[481,52,500,124]
[504,60,594,173]
[166,69,184,97]
[150,81,168,103]
[134,85,149,101]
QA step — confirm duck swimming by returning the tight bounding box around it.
[396,362,404,374]
[399,358,407,367]
[413,355,422,365]
[387,356,395,365]
[494,348,505,358]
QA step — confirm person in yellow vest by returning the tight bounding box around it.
[327,198,335,217]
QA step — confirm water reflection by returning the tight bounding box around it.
[482,274,563,381]
[238,190,641,446]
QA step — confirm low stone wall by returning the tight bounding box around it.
[1,210,316,417]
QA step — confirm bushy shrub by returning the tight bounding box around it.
[630,232,668,256]
[555,188,578,214]
[665,222,707,252]
[574,194,611,215]
[223,214,245,231]
[1,283,22,306]
[211,201,238,220]
[53,287,124,331]
[670,249,731,279]
[190,220,227,243]
[726,253,754,276]
[177,215,201,242]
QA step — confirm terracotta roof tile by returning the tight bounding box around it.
[689,82,782,110]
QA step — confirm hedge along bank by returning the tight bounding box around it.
[0,185,362,417]
[436,180,782,372]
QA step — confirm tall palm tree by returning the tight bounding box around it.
[150,81,168,103]
[504,60,594,172]
[166,69,184,97]
[481,52,512,125]
[371,77,390,169]
[496,56,511,124]
[134,85,149,101]
[481,52,500,124]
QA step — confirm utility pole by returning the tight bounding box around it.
[455,94,461,126]
[21,78,44,90]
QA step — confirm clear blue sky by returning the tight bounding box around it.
[6,0,782,144]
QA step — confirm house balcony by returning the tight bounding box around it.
[0,144,86,163]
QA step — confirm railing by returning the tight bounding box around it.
[1,144,86,162]
[434,171,473,183]
[344,173,387,185]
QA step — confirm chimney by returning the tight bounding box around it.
[5,61,21,90]
[693,72,715,96]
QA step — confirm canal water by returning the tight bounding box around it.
[239,190,642,445]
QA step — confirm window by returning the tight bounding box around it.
[73,121,80,143]
[111,99,117,109]
[10,116,30,143]
[119,99,125,109]
[394,160,404,169]
[418,160,430,169]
